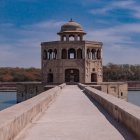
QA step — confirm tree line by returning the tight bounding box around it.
[0,67,41,82]
[0,64,139,82]
[103,63,140,81]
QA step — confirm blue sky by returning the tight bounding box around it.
[0,0,140,67]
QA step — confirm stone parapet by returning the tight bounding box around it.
[78,83,140,139]
[127,81,140,91]
[17,82,44,103]
[0,83,66,140]
[83,82,128,101]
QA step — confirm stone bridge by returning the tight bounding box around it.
[0,84,140,140]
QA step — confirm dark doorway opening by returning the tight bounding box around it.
[65,69,79,82]
[47,73,53,83]
[91,73,97,82]
[77,48,82,59]
[62,49,67,59]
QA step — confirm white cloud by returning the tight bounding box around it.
[104,45,140,64]
[0,20,65,68]
[24,20,65,30]
[0,19,140,67]
[86,23,140,64]
[89,0,140,19]
[113,0,140,19]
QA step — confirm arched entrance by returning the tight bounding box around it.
[47,73,53,83]
[91,73,97,82]
[65,69,79,82]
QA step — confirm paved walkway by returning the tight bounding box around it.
[15,85,136,140]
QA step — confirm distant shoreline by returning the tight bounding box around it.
[0,90,16,92]
[0,81,140,92]
[128,88,140,91]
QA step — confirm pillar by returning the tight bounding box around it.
[74,34,78,41]
[66,34,69,42]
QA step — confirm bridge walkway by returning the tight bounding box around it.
[15,85,136,140]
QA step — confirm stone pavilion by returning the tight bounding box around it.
[41,19,103,84]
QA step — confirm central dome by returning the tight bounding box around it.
[59,19,85,33]
[57,19,86,41]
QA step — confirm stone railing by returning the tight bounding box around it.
[0,82,17,91]
[83,82,128,101]
[127,81,140,91]
[0,83,66,140]
[78,83,140,139]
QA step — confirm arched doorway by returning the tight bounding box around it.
[68,48,76,59]
[47,73,53,83]
[54,49,57,59]
[62,49,67,59]
[91,73,97,82]
[69,35,75,41]
[65,69,79,82]
[43,50,47,60]
[97,49,101,59]
[77,48,82,59]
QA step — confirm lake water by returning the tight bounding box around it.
[128,91,140,107]
[0,91,16,111]
[0,91,140,111]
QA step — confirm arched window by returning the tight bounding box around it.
[43,50,47,60]
[69,35,75,41]
[97,49,101,59]
[77,48,82,59]
[62,35,66,41]
[62,49,67,59]
[48,49,53,60]
[78,35,82,41]
[91,73,97,82]
[68,48,76,59]
[91,49,96,60]
[47,73,53,83]
[52,51,54,59]
[87,49,90,59]
[54,49,57,59]
[78,35,81,41]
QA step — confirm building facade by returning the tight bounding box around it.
[41,19,103,84]
[17,20,128,103]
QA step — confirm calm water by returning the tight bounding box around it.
[128,91,140,107]
[0,91,16,111]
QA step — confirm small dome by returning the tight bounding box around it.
[60,19,84,33]
[57,19,86,41]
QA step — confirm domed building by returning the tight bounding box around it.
[41,19,103,84]
[17,20,128,103]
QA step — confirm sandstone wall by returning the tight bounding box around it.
[127,81,140,90]
[100,82,128,101]
[81,82,128,101]
[78,83,140,139]
[17,82,44,103]
[0,83,66,140]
